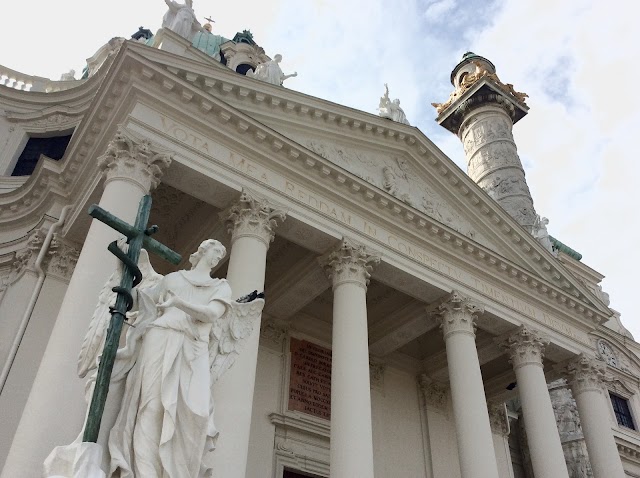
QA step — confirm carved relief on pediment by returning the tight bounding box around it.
[293,136,488,245]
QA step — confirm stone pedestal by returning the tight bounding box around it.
[211,190,285,478]
[436,291,500,478]
[1,129,171,478]
[501,326,569,478]
[567,355,626,478]
[320,238,380,478]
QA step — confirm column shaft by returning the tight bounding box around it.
[501,326,569,478]
[211,191,284,478]
[320,238,379,478]
[568,355,626,478]
[331,281,374,477]
[438,291,500,478]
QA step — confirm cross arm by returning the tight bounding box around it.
[88,204,181,265]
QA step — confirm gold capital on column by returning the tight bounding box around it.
[436,290,484,339]
[319,238,380,290]
[499,325,549,370]
[99,127,173,193]
[566,354,609,396]
[220,189,287,247]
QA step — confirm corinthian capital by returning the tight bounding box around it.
[319,238,380,291]
[499,325,549,370]
[99,127,173,193]
[221,189,287,247]
[436,290,484,339]
[566,354,609,396]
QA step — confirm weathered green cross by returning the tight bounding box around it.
[82,194,181,443]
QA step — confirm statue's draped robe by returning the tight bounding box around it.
[251,61,284,85]
[191,32,228,61]
[108,271,232,477]
[162,1,198,40]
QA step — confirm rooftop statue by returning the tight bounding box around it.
[247,54,297,86]
[378,83,410,125]
[192,22,229,61]
[532,215,555,254]
[45,239,264,477]
[162,0,201,41]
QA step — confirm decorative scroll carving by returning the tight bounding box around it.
[500,325,549,370]
[221,189,287,247]
[99,127,173,192]
[436,290,484,339]
[318,238,380,291]
[46,235,81,281]
[419,374,449,411]
[10,229,45,281]
[432,59,528,115]
[260,317,289,347]
[488,402,510,437]
[566,354,609,396]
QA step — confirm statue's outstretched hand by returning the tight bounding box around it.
[157,290,180,313]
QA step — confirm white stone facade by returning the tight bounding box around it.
[0,32,638,478]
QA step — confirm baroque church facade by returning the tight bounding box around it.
[0,20,639,478]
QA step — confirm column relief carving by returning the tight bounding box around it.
[318,238,380,291]
[99,127,173,193]
[45,234,81,281]
[221,189,287,247]
[419,374,449,411]
[566,354,609,396]
[500,325,549,370]
[488,402,510,437]
[436,290,484,339]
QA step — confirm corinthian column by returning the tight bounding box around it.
[567,355,626,478]
[500,326,569,478]
[436,291,499,478]
[2,128,172,478]
[211,190,285,478]
[319,238,380,478]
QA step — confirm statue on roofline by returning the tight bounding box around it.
[44,239,264,478]
[378,83,410,125]
[247,54,297,86]
[162,0,202,41]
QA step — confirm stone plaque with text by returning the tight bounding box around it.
[288,338,332,420]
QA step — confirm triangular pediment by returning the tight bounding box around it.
[27,40,608,323]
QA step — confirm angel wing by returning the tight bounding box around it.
[209,298,265,386]
[77,247,162,378]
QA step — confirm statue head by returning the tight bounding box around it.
[274,54,282,63]
[189,239,227,269]
[186,0,193,7]
[203,23,212,32]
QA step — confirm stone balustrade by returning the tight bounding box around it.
[0,64,84,93]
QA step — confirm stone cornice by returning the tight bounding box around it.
[0,43,611,331]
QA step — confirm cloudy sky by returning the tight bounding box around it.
[2,0,638,338]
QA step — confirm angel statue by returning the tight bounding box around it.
[162,0,202,41]
[247,54,297,86]
[378,83,410,125]
[44,239,264,478]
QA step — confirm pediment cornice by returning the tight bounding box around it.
[0,43,610,328]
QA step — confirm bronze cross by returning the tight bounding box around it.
[82,195,181,443]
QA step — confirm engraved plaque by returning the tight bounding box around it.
[288,338,332,420]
